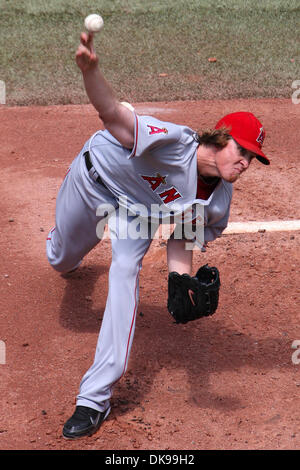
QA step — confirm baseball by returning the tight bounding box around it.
[120,101,135,112]
[84,14,104,33]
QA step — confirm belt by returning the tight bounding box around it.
[84,151,106,187]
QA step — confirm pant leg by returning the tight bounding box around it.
[46,148,117,273]
[76,214,153,413]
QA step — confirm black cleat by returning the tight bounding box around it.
[62,405,110,439]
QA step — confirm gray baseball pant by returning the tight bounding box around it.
[47,148,153,413]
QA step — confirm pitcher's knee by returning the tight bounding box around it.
[47,253,79,274]
[46,237,81,274]
[50,257,81,274]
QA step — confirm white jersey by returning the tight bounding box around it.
[87,114,232,243]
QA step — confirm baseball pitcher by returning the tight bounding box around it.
[46,32,270,439]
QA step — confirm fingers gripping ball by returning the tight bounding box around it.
[84,14,104,33]
[167,265,220,324]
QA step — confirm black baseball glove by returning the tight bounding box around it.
[167,264,220,324]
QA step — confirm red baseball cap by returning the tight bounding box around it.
[215,111,270,165]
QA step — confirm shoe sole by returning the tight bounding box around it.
[62,406,111,440]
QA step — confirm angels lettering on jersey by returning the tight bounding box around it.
[140,173,182,204]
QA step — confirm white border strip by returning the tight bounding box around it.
[224,220,300,234]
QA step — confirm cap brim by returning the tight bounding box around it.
[255,154,270,165]
[234,137,270,165]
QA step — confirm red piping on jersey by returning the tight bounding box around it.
[63,168,71,179]
[122,272,139,377]
[47,226,56,240]
[111,267,139,388]
[131,114,139,157]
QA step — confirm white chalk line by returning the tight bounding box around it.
[224,220,300,234]
[102,219,299,238]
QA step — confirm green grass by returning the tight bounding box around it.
[0,0,299,105]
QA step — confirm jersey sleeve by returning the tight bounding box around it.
[202,182,233,244]
[184,182,233,250]
[128,114,183,158]
[203,209,231,242]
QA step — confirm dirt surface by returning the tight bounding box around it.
[0,99,299,451]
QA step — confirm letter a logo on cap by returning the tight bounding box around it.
[256,127,265,146]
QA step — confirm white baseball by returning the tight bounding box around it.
[84,14,104,33]
[120,101,135,112]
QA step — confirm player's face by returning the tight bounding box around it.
[215,139,255,182]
